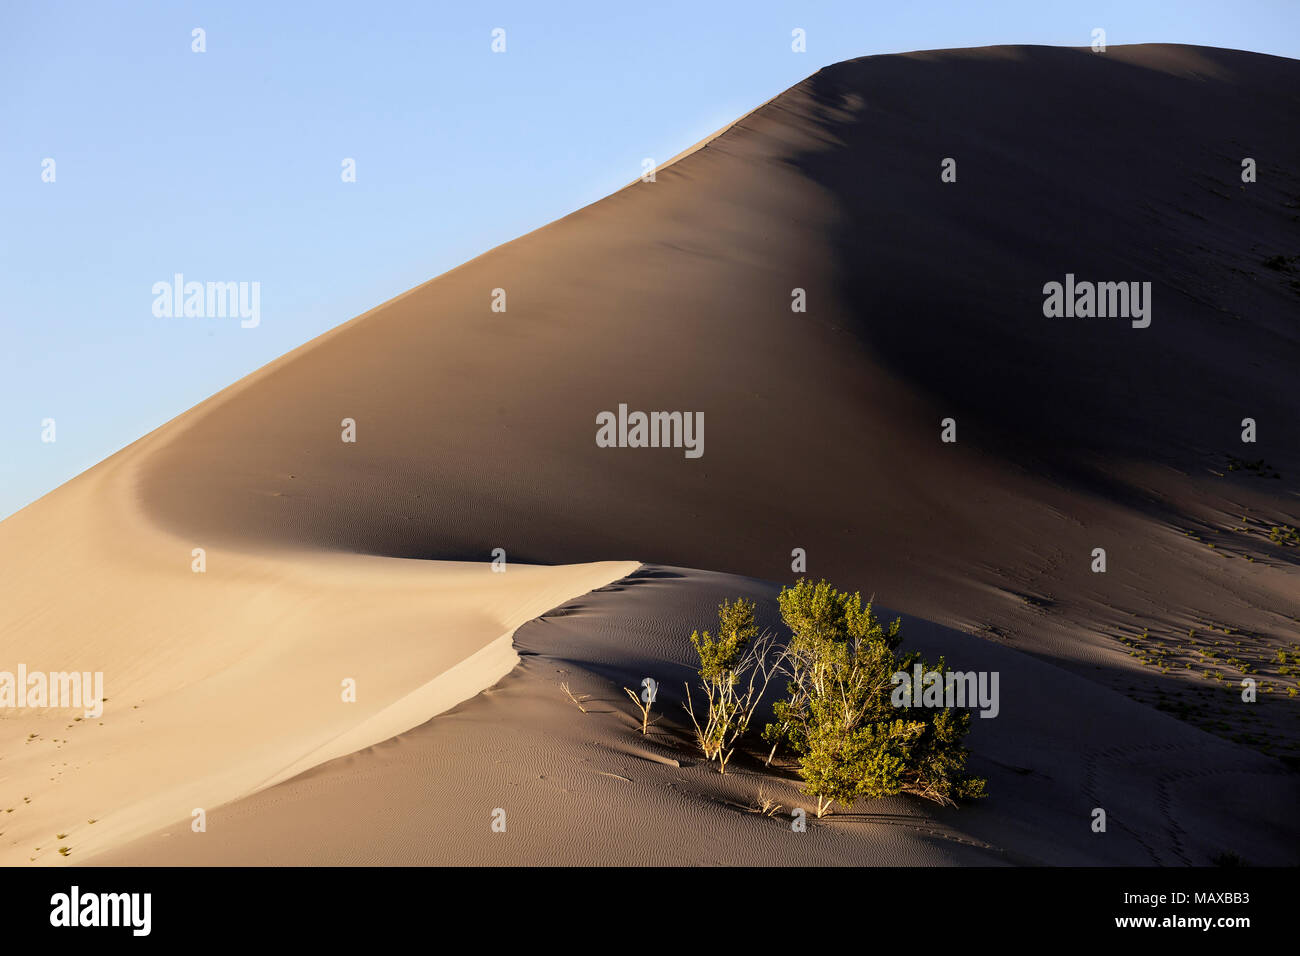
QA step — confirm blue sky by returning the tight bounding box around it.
[3,0,1298,519]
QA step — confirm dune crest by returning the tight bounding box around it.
[0,416,634,864]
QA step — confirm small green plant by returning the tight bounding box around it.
[684,598,787,774]
[1268,525,1299,546]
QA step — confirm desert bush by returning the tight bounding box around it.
[763,579,986,816]
[684,598,787,774]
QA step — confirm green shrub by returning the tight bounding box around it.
[684,598,786,774]
[764,579,986,816]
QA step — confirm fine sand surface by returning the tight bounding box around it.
[0,423,633,865]
[96,566,1299,866]
[3,43,1298,866]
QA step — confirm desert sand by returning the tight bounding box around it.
[95,566,1298,866]
[0,426,633,864]
[2,43,1297,866]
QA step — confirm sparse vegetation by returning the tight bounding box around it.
[623,679,659,735]
[763,580,986,816]
[751,787,783,817]
[1268,525,1299,547]
[560,682,591,714]
[1224,455,1282,480]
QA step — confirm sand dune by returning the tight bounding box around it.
[96,567,1299,866]
[0,422,633,864]
[131,45,1298,709]
[3,43,1298,866]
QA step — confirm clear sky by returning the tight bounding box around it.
[3,0,1298,519]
